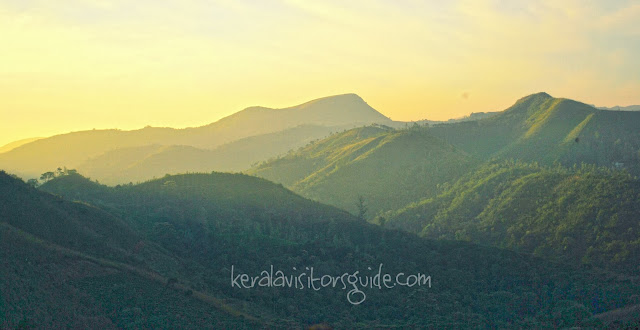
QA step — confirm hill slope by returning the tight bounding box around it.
[77,125,340,185]
[249,125,478,217]
[428,93,640,174]
[0,171,261,328]
[380,161,640,275]
[0,137,42,154]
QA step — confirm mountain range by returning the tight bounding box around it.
[4,91,640,327]
[596,105,640,111]
[0,94,392,183]
[249,92,640,218]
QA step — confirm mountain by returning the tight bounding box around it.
[33,171,640,328]
[379,161,640,275]
[597,105,640,111]
[192,93,391,145]
[0,94,391,181]
[248,93,640,218]
[249,125,478,217]
[428,92,640,174]
[0,137,42,154]
[77,125,340,185]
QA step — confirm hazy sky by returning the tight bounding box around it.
[1,0,639,146]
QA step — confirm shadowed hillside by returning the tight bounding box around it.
[31,171,640,328]
[0,171,262,328]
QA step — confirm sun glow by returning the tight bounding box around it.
[1,0,639,145]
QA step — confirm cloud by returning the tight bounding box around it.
[598,3,640,36]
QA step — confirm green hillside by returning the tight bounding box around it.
[34,171,640,328]
[429,93,640,174]
[380,161,640,275]
[249,125,478,217]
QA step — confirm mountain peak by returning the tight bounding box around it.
[216,93,391,129]
[292,93,367,109]
[519,92,553,102]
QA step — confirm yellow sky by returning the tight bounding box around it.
[1,0,639,146]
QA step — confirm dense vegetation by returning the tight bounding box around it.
[379,161,640,275]
[7,171,631,327]
[0,171,260,329]
[250,125,477,216]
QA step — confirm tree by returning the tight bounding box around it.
[40,171,55,183]
[356,195,367,221]
[26,178,39,187]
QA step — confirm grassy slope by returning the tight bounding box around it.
[250,126,478,216]
[428,92,640,174]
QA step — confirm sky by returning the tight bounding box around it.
[1,0,639,146]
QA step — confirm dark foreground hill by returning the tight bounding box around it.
[0,172,261,328]
[21,171,639,327]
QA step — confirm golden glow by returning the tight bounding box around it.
[1,0,639,145]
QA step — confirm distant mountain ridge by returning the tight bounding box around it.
[77,125,340,185]
[0,137,42,154]
[596,105,640,111]
[2,92,639,185]
[0,94,392,181]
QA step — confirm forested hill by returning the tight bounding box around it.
[379,161,640,275]
[24,171,639,327]
[249,125,478,216]
[428,92,640,174]
[0,171,261,328]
